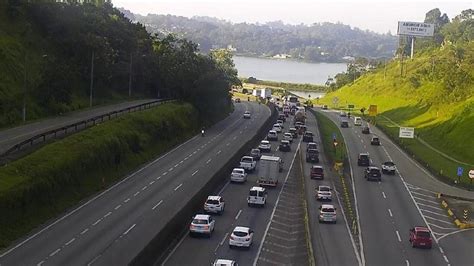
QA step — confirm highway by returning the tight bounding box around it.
[164,109,361,266]
[0,99,159,155]
[0,101,270,266]
[318,108,474,266]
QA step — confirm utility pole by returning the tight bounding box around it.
[22,52,27,122]
[128,53,133,97]
[384,59,387,80]
[410,37,415,59]
[89,50,95,107]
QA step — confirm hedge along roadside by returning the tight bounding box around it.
[131,104,278,265]
[0,102,200,249]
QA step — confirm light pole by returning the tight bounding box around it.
[89,50,95,107]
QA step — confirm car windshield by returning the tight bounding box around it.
[192,219,208,224]
[384,162,394,166]
[312,167,323,173]
[417,231,431,238]
[251,150,259,154]
[249,190,258,196]
[242,158,252,163]
[233,231,248,237]
[360,155,369,160]
[206,199,220,205]
[233,169,243,174]
[319,187,330,191]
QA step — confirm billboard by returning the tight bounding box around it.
[398,21,434,37]
[399,127,415,138]
[368,105,377,116]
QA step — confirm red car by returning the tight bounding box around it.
[310,166,324,179]
[409,226,432,248]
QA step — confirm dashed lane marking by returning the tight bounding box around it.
[37,260,45,266]
[123,224,136,236]
[217,150,222,155]
[142,186,147,191]
[395,230,402,242]
[115,204,121,210]
[382,192,387,199]
[80,228,89,235]
[192,170,199,176]
[134,191,140,197]
[152,200,163,210]
[92,219,102,226]
[103,212,112,218]
[174,183,183,191]
[235,210,242,220]
[149,180,155,185]
[168,168,173,172]
[388,209,393,217]
[65,238,75,246]
[49,248,61,257]
[206,159,212,164]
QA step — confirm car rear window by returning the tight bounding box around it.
[312,167,323,173]
[319,187,330,191]
[370,169,380,173]
[360,155,369,160]
[206,199,220,205]
[417,231,430,238]
[233,231,248,237]
[193,219,208,224]
[321,208,335,213]
[249,190,258,197]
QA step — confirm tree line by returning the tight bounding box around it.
[0,1,239,127]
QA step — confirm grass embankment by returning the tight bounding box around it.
[318,42,474,187]
[311,110,347,164]
[0,102,199,249]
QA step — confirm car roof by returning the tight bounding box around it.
[194,214,210,220]
[284,132,292,135]
[244,111,250,113]
[312,165,323,169]
[308,142,317,145]
[234,226,250,232]
[281,140,289,143]
[368,166,380,170]
[214,259,235,265]
[251,148,260,152]
[359,152,369,156]
[233,167,245,171]
[242,156,253,159]
[321,204,335,209]
[383,161,395,165]
[268,130,277,133]
[414,226,430,232]
[318,185,330,189]
[207,195,222,201]
[289,127,297,130]
[250,186,265,192]
[261,140,270,143]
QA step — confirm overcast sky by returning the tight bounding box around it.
[112,0,472,34]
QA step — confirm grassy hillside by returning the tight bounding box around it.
[319,42,474,186]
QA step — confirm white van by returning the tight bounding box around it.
[354,116,362,126]
[247,186,267,207]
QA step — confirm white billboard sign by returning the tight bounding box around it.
[398,21,434,37]
[399,127,415,139]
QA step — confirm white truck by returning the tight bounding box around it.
[239,156,257,172]
[257,155,283,187]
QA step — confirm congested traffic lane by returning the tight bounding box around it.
[301,111,360,266]
[163,115,301,266]
[318,109,458,266]
[0,101,270,266]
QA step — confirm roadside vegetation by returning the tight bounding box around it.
[241,77,327,92]
[0,102,199,249]
[311,110,347,164]
[318,8,474,187]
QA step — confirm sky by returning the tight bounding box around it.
[112,0,472,34]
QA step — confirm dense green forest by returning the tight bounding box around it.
[0,1,238,127]
[119,9,397,62]
[321,8,474,186]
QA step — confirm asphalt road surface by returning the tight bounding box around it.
[0,101,270,266]
[0,99,159,155]
[318,108,474,266]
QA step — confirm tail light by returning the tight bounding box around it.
[230,235,235,240]
[245,237,250,241]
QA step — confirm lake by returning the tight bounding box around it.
[233,56,347,85]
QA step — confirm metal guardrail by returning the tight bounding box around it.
[1,99,174,161]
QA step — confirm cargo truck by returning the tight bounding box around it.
[257,155,283,187]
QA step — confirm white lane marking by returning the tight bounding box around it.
[382,192,387,199]
[37,260,45,266]
[226,143,230,146]
[92,218,102,226]
[0,135,201,259]
[417,202,443,211]
[163,172,168,176]
[174,183,183,191]
[142,186,147,191]
[152,200,163,210]
[361,139,364,143]
[253,140,301,266]
[395,230,402,242]
[180,160,184,164]
[437,228,474,241]
[428,223,457,230]
[192,170,199,176]
[439,247,444,253]
[235,210,242,220]
[50,248,61,257]
[413,196,438,204]
[174,164,179,168]
[410,191,436,198]
[81,228,89,235]
[388,209,393,217]
[123,224,136,235]
[406,260,410,266]
[184,156,189,161]
[443,255,449,263]
[124,198,130,203]
[87,255,101,266]
[193,151,197,154]
[103,212,112,218]
[134,191,140,197]
[149,180,155,185]
[218,181,230,195]
[240,131,243,134]
[220,232,229,246]
[206,159,212,164]
[169,168,173,171]
[421,209,450,218]
[233,136,237,140]
[217,150,221,155]
[424,216,455,225]
[115,204,121,210]
[65,238,76,246]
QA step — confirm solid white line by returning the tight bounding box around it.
[123,224,136,235]
[253,140,301,266]
[80,228,89,235]
[388,209,393,217]
[420,209,450,218]
[396,230,402,242]
[134,191,140,197]
[417,202,443,211]
[65,238,76,246]
[413,196,438,204]
[206,159,212,164]
[382,191,387,199]
[437,228,474,241]
[50,248,61,257]
[220,232,229,246]
[114,204,121,210]
[410,191,436,198]
[0,136,201,259]
[103,212,112,218]
[124,198,130,203]
[235,210,242,220]
[92,218,102,226]
[428,223,457,230]
[424,216,455,225]
[152,200,163,210]
[192,170,199,176]
[174,183,183,191]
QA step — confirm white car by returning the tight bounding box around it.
[229,226,254,248]
[231,168,247,183]
[283,132,293,143]
[258,140,272,152]
[319,204,337,223]
[248,186,267,207]
[272,123,282,133]
[204,195,225,214]
[213,259,237,266]
[189,214,215,236]
[382,161,396,175]
[267,130,278,141]
[243,111,251,119]
[316,185,332,201]
[239,156,256,172]
[276,119,284,128]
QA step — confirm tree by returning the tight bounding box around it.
[424,8,450,45]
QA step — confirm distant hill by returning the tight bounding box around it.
[118,9,397,62]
